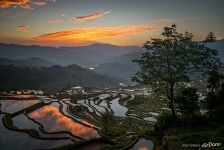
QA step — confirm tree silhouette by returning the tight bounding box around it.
[133,24,221,120]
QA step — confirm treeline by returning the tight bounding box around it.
[0,64,121,92]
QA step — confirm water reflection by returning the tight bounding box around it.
[0,115,71,150]
[13,114,69,138]
[143,117,157,123]
[130,138,153,150]
[110,98,128,117]
[138,147,150,150]
[0,100,39,113]
[29,102,100,140]
[60,101,101,130]
[1,95,36,99]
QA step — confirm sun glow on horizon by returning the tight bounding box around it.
[0,0,223,47]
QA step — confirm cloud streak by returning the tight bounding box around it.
[73,10,111,23]
[31,25,159,46]
[16,24,30,32]
[32,1,46,6]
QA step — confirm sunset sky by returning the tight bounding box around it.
[0,0,224,47]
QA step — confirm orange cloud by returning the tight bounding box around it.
[0,0,30,8]
[73,10,111,23]
[31,25,159,46]
[152,16,199,23]
[0,0,54,8]
[16,24,30,32]
[32,1,46,6]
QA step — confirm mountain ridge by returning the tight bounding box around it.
[0,57,55,67]
[0,43,143,67]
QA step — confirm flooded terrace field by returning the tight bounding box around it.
[0,90,159,150]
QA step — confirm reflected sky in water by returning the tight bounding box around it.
[2,95,35,99]
[130,138,153,150]
[29,103,100,140]
[0,100,39,113]
[138,147,150,150]
[110,98,128,117]
[0,115,71,150]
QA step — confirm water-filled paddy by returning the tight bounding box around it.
[0,115,72,150]
[0,92,157,150]
[110,98,128,117]
[130,138,154,150]
[28,102,100,140]
[0,100,39,113]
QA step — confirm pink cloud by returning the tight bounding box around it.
[16,24,31,32]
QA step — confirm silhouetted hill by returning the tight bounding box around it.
[0,43,141,67]
[60,43,142,67]
[94,40,224,79]
[207,39,224,61]
[94,51,143,79]
[0,65,123,91]
[0,43,84,66]
[0,57,55,67]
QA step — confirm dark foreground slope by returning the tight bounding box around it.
[0,64,122,91]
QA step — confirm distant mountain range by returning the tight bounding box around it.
[207,39,224,61]
[95,40,224,80]
[0,40,223,82]
[0,43,141,68]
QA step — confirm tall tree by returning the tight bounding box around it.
[133,24,221,119]
[206,71,224,122]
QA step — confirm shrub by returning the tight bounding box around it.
[175,87,199,126]
[153,112,181,139]
[101,112,115,134]
[213,125,224,144]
